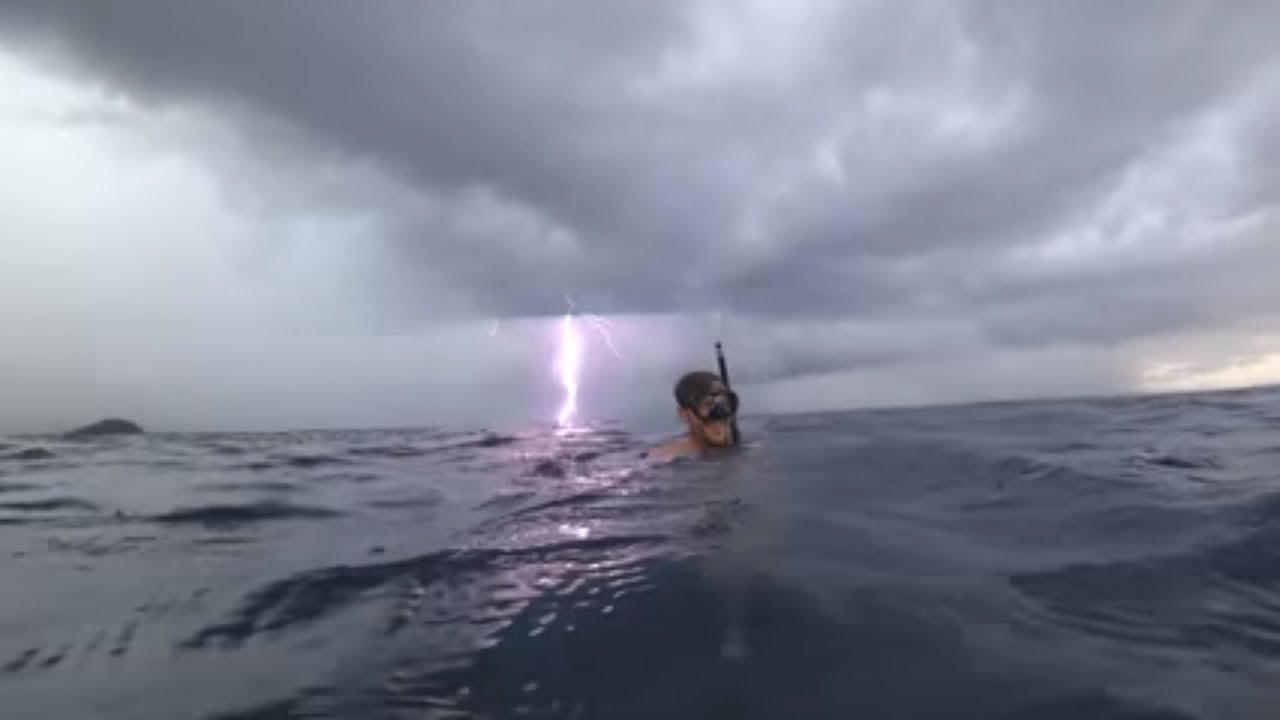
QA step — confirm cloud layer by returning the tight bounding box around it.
[2,1,1280,431]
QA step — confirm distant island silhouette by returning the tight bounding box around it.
[65,418,144,439]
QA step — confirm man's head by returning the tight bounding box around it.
[673,370,739,449]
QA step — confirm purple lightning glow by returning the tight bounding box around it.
[555,311,584,427]
[552,298,626,427]
[485,303,613,427]
[585,315,624,360]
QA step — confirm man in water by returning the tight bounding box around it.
[649,370,740,461]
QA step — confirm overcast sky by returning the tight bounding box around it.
[2,0,1280,433]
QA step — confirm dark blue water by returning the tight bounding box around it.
[4,386,1280,719]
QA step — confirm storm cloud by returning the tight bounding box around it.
[2,0,1279,431]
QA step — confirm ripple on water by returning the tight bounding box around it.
[2,588,214,680]
[1011,520,1280,662]
[192,543,678,717]
[178,534,665,653]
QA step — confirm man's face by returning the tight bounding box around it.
[694,412,733,447]
[680,380,737,448]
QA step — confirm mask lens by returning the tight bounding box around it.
[696,391,738,422]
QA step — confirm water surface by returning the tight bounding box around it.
[3,387,1280,718]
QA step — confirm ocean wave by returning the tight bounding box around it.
[194,480,301,493]
[275,454,353,470]
[1133,449,1222,471]
[529,457,569,478]
[232,460,278,472]
[346,444,435,459]
[458,432,520,449]
[364,494,442,510]
[228,456,360,473]
[0,447,56,461]
[149,501,343,527]
[0,497,99,512]
[200,443,249,456]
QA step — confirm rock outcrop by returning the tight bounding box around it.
[65,418,144,440]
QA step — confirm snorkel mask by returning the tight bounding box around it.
[690,390,739,422]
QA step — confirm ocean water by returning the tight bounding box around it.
[3,386,1280,719]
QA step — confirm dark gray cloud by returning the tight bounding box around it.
[2,0,1280,430]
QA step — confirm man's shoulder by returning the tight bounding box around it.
[646,437,696,463]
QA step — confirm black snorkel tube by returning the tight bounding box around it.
[715,341,741,446]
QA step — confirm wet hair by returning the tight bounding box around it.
[674,370,723,409]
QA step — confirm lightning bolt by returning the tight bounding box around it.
[585,314,624,360]
[555,310,584,427]
[554,297,625,427]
